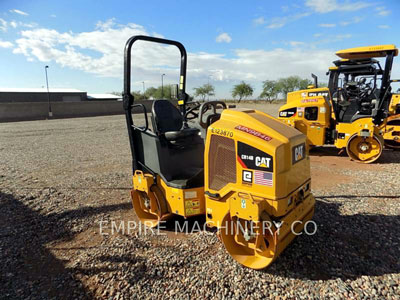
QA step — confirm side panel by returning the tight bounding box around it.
[132,170,205,218]
[279,95,331,146]
[160,179,205,217]
[204,109,312,225]
[389,94,400,115]
[134,130,204,183]
[334,118,377,148]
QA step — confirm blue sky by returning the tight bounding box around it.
[0,0,399,98]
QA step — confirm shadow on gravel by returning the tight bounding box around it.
[377,149,400,164]
[47,202,132,227]
[309,146,344,157]
[267,199,400,280]
[0,191,132,299]
[310,146,400,164]
[0,191,91,299]
[320,195,400,199]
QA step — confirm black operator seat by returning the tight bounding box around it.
[151,100,199,141]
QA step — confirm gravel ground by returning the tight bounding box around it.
[0,103,399,299]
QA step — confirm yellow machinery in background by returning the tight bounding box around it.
[279,45,400,162]
[384,87,400,149]
[123,35,315,269]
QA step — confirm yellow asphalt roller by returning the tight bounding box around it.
[123,35,315,269]
[279,45,399,162]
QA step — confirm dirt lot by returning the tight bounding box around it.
[1,103,399,299]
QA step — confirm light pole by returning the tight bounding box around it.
[161,73,165,98]
[45,66,52,117]
[142,81,145,99]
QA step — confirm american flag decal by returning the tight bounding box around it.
[254,171,273,186]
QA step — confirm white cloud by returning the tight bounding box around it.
[10,9,29,16]
[376,6,391,17]
[319,23,336,28]
[12,19,337,95]
[20,22,37,28]
[216,32,232,43]
[0,18,7,32]
[335,34,352,40]
[378,25,390,29]
[313,33,322,37]
[253,17,265,25]
[0,40,13,48]
[311,33,352,45]
[339,16,363,26]
[306,0,371,13]
[267,12,311,29]
[2,20,37,30]
[289,41,305,47]
[50,14,57,18]
[281,5,289,12]
[267,23,285,29]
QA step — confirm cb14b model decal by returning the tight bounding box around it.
[237,141,273,172]
[279,107,297,118]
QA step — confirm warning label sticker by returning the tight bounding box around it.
[185,200,200,208]
[185,207,201,216]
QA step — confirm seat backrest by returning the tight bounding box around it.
[152,100,183,134]
[341,101,360,123]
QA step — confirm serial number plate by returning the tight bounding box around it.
[211,127,234,137]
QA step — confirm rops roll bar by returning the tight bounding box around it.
[122,35,189,172]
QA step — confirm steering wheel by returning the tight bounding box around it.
[198,101,227,129]
[335,88,350,107]
[185,102,201,120]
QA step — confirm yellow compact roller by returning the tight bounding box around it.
[205,109,314,269]
[279,45,400,162]
[122,35,315,269]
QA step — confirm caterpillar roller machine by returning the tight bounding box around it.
[385,86,400,149]
[122,35,315,269]
[278,45,400,162]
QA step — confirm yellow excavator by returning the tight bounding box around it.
[122,35,315,269]
[278,45,400,162]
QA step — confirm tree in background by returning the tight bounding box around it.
[111,90,145,99]
[275,76,312,98]
[318,82,328,88]
[299,78,313,90]
[132,91,143,100]
[232,81,253,102]
[144,86,173,100]
[193,83,215,101]
[259,80,279,103]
